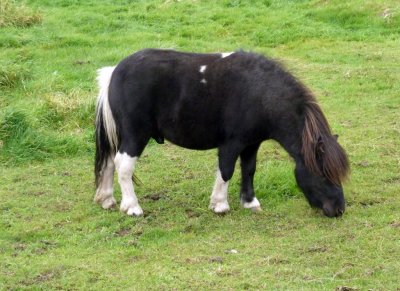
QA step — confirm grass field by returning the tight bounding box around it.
[1,0,399,289]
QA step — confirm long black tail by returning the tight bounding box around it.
[95,106,111,188]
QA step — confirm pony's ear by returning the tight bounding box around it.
[333,134,339,140]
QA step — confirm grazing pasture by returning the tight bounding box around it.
[1,0,399,289]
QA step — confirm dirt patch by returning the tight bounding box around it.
[358,198,385,207]
[33,240,57,255]
[60,172,72,176]
[185,209,200,218]
[73,60,91,65]
[51,202,71,212]
[303,275,313,281]
[383,176,400,184]
[115,228,131,237]
[34,248,47,255]
[13,243,26,251]
[183,224,194,233]
[129,255,143,263]
[356,161,369,167]
[307,245,328,253]
[115,227,143,237]
[126,240,139,247]
[209,257,223,263]
[20,266,65,286]
[36,270,56,282]
[336,287,358,291]
[185,257,202,264]
[144,193,164,201]
[260,256,290,265]
[185,256,225,265]
[134,230,143,236]
[23,191,47,196]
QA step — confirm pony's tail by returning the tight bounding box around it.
[95,66,118,188]
[301,101,350,186]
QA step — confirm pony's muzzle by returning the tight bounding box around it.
[323,204,345,218]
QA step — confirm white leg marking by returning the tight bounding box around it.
[114,152,143,216]
[199,65,207,73]
[221,52,234,58]
[94,155,116,209]
[241,197,262,212]
[209,169,230,213]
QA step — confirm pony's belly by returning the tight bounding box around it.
[160,126,220,150]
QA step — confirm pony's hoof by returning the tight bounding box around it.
[94,193,116,210]
[242,197,262,212]
[101,197,117,209]
[127,206,144,216]
[120,200,143,216]
[250,206,262,212]
[209,201,230,214]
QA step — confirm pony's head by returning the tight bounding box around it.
[297,102,350,217]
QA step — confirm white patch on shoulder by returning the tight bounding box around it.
[199,65,207,73]
[221,52,234,58]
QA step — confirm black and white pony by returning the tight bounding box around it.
[94,49,349,218]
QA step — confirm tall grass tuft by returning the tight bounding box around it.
[0,110,29,143]
[0,109,82,164]
[0,0,42,27]
[39,89,96,129]
[0,62,30,88]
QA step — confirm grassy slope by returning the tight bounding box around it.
[1,0,399,289]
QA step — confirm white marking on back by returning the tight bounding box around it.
[199,65,207,73]
[221,52,234,58]
[96,66,118,151]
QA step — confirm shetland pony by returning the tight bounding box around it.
[94,49,349,218]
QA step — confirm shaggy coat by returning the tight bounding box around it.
[94,49,349,217]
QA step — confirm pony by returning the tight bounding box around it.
[94,49,349,218]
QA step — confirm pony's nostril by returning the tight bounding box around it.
[323,207,335,217]
[337,208,344,216]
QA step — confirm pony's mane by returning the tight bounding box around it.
[301,98,349,185]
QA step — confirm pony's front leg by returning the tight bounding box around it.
[209,144,242,214]
[114,152,143,216]
[94,155,117,209]
[240,144,262,212]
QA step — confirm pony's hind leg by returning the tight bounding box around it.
[240,144,262,212]
[114,151,143,216]
[94,155,117,209]
[209,169,230,213]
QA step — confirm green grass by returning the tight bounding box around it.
[0,0,42,27]
[1,0,399,289]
